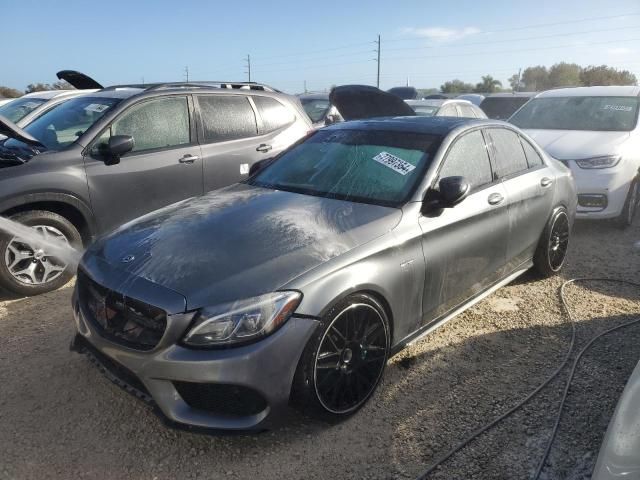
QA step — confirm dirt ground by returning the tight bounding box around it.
[1,221,639,480]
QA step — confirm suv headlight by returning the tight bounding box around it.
[182,291,302,347]
[575,155,621,169]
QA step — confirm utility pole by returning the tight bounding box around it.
[245,54,251,82]
[304,80,307,93]
[516,68,522,92]
[374,34,381,88]
[184,66,189,83]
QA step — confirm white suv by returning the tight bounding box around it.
[510,86,640,227]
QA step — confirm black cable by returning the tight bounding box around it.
[415,278,640,480]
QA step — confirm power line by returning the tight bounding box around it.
[384,24,640,52]
[385,12,640,43]
[251,49,373,68]
[383,36,640,62]
[251,41,373,62]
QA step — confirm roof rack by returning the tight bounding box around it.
[143,81,280,92]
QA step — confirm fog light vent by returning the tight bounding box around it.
[578,194,607,209]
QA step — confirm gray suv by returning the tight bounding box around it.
[0,80,311,295]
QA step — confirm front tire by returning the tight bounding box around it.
[0,210,81,296]
[616,180,638,229]
[290,293,390,422]
[533,207,570,278]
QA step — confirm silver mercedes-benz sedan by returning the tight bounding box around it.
[70,112,576,431]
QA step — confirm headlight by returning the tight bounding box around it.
[182,291,302,347]
[575,155,621,169]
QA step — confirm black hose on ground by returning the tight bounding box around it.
[415,278,640,480]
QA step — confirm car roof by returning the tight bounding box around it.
[485,92,537,98]
[535,85,640,98]
[325,116,499,135]
[298,93,329,100]
[406,99,474,107]
[22,89,95,100]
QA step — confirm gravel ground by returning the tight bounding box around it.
[0,220,638,480]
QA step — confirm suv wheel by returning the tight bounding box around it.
[533,207,570,277]
[616,180,638,229]
[0,210,81,296]
[291,293,390,422]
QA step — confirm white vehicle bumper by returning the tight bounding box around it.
[566,161,637,220]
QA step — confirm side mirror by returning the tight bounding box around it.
[105,135,134,165]
[325,114,339,126]
[438,176,470,207]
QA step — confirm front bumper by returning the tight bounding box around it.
[71,287,318,431]
[567,161,635,219]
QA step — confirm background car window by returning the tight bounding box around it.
[300,97,330,123]
[253,96,295,133]
[0,97,47,123]
[509,96,639,131]
[197,95,257,143]
[458,105,477,118]
[112,96,190,153]
[7,96,121,151]
[519,136,544,168]
[486,128,529,178]
[438,105,457,117]
[438,130,492,190]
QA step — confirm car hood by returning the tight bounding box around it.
[329,85,416,120]
[86,183,401,310]
[523,129,630,160]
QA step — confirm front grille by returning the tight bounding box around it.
[174,381,268,417]
[77,270,167,351]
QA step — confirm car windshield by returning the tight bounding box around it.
[4,96,121,150]
[301,98,331,123]
[411,105,439,116]
[480,97,530,120]
[0,97,47,123]
[250,128,441,206]
[510,96,639,131]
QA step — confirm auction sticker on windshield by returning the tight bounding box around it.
[373,151,416,175]
[84,103,109,113]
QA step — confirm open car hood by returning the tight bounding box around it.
[329,85,416,121]
[0,115,44,147]
[56,70,104,90]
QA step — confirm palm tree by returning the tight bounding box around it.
[475,75,502,93]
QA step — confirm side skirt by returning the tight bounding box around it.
[390,263,532,355]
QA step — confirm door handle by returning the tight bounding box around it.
[488,192,504,205]
[256,144,272,153]
[178,154,198,164]
[540,177,553,187]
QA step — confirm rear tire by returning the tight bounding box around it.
[533,207,570,278]
[0,210,81,296]
[290,293,390,422]
[616,180,638,229]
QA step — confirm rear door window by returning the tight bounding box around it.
[438,104,458,117]
[438,130,493,190]
[252,96,295,133]
[485,128,529,178]
[519,136,544,168]
[458,104,477,118]
[111,96,190,153]
[197,95,258,143]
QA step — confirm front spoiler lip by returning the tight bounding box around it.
[70,334,264,435]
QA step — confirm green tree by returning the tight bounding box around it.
[25,83,53,93]
[474,75,502,93]
[508,73,522,91]
[521,66,548,91]
[52,80,75,90]
[548,62,581,87]
[0,86,22,98]
[580,65,638,86]
[440,79,475,94]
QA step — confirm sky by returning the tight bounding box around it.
[3,0,640,94]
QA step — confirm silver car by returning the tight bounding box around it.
[71,98,576,431]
